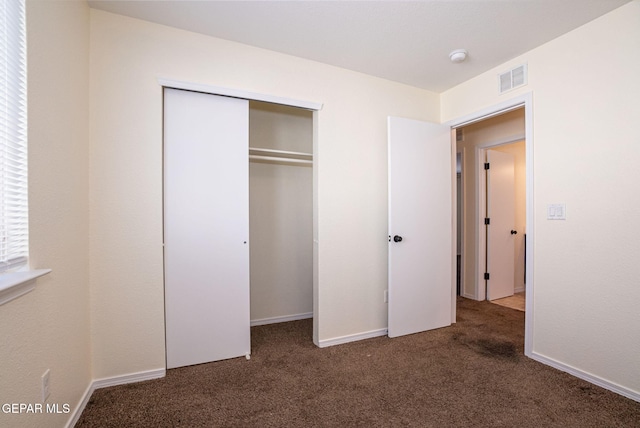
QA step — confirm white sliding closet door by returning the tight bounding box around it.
[164,88,250,369]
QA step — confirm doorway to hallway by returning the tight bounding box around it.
[448,93,533,356]
[454,108,525,304]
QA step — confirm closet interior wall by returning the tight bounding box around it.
[248,101,313,325]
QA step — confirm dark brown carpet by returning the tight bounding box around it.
[77,298,640,427]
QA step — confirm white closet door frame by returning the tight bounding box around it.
[164,88,250,368]
[158,78,323,111]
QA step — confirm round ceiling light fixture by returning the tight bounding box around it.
[449,49,468,63]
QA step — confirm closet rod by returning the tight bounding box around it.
[249,147,312,159]
[249,155,312,165]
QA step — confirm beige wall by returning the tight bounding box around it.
[458,109,525,299]
[89,9,439,379]
[444,0,640,395]
[249,102,313,323]
[0,1,91,427]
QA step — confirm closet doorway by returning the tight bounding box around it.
[164,88,315,369]
[248,101,313,327]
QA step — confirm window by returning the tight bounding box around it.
[0,0,45,306]
[0,0,28,273]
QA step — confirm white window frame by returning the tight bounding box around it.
[0,0,50,306]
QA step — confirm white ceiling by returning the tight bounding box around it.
[87,0,630,93]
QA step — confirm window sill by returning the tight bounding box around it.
[0,269,52,306]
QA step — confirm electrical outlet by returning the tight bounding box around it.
[42,369,50,402]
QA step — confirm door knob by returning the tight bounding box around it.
[393,235,403,242]
[510,230,518,235]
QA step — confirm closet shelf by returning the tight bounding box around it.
[249,147,312,166]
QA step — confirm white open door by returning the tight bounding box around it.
[486,149,516,301]
[164,88,250,368]
[388,117,452,338]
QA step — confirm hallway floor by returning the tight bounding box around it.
[490,292,525,311]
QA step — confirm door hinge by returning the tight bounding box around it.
[484,217,490,225]
[484,162,490,170]
[484,272,490,280]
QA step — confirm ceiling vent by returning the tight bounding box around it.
[498,64,527,94]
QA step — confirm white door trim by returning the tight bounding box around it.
[157,77,323,111]
[445,92,534,357]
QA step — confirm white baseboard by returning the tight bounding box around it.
[530,352,640,402]
[66,381,95,428]
[251,312,312,327]
[318,328,388,348]
[514,286,525,293]
[65,368,166,428]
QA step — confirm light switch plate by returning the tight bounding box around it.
[547,204,566,220]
